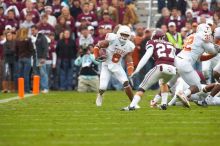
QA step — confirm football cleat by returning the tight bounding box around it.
[194,100,208,107]
[176,92,190,108]
[121,106,135,111]
[159,104,167,110]
[96,94,103,106]
[150,100,158,108]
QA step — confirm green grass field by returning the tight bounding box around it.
[0,91,220,146]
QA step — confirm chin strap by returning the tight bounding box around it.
[127,62,134,76]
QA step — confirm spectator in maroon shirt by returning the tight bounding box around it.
[98,10,116,30]
[52,0,62,18]
[97,1,118,23]
[75,2,98,29]
[94,26,106,44]
[70,0,82,20]
[55,16,71,40]
[165,7,185,32]
[36,2,45,15]
[6,0,25,12]
[5,9,19,30]
[185,9,197,24]
[0,6,5,35]
[156,7,170,28]
[118,0,126,24]
[192,0,200,18]
[44,6,57,27]
[37,14,55,36]
[198,1,213,20]
[59,7,75,38]
[20,0,40,24]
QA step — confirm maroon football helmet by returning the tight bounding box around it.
[151,29,165,40]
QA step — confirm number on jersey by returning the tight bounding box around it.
[112,53,121,63]
[156,43,175,59]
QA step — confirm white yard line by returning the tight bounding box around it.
[0,94,35,104]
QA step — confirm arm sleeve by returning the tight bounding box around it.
[74,56,82,66]
[90,54,100,65]
[134,44,154,73]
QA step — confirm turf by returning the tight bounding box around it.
[0,93,17,99]
[0,91,220,146]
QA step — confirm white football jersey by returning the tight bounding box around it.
[178,33,217,65]
[104,33,135,65]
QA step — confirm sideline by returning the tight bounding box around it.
[0,94,35,104]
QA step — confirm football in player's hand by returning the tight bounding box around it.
[97,49,107,62]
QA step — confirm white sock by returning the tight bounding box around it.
[168,95,177,106]
[130,95,141,107]
[161,92,168,105]
[153,94,161,103]
[183,89,191,97]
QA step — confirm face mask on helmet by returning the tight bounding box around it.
[117,25,131,44]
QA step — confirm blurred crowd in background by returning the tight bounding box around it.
[0,0,219,94]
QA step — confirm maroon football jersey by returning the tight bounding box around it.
[146,40,176,65]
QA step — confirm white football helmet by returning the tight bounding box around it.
[116,25,131,44]
[196,23,212,42]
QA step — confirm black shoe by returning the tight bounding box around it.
[159,104,167,110]
[121,106,135,111]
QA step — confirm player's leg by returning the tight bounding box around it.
[175,58,201,107]
[113,66,133,101]
[178,69,201,107]
[209,63,220,96]
[202,60,211,83]
[127,66,161,110]
[159,79,169,110]
[96,64,111,106]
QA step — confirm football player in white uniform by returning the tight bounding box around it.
[199,27,220,105]
[173,24,218,107]
[93,25,135,106]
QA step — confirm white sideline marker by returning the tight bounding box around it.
[0,94,34,104]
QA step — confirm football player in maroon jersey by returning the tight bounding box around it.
[122,29,177,110]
